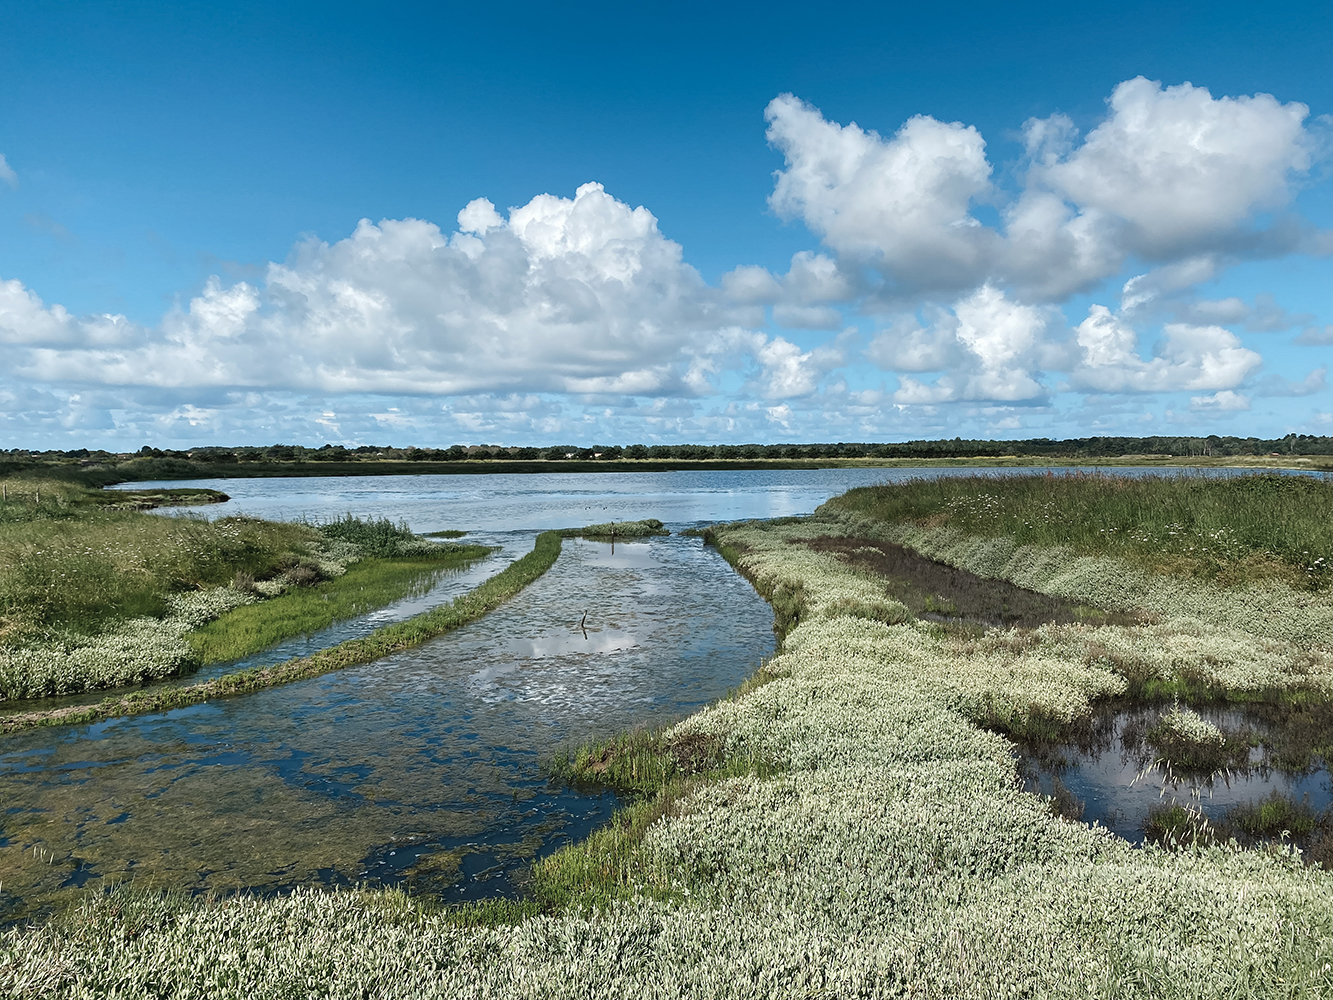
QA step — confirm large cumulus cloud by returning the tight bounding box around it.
[0,76,1329,446]
[762,78,1328,409]
[18,183,757,396]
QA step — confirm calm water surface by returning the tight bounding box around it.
[1020,704,1331,847]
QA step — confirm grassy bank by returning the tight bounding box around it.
[185,548,490,664]
[0,490,493,701]
[828,471,1333,590]
[0,498,313,639]
[0,531,562,735]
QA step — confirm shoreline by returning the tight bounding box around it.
[1,453,1324,489]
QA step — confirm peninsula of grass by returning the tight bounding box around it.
[186,546,490,664]
[1,530,563,734]
[827,470,1333,590]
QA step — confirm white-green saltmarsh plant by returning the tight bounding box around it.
[3,516,1332,998]
[959,620,1333,694]
[0,537,370,702]
[717,519,910,627]
[0,587,257,701]
[1154,704,1226,748]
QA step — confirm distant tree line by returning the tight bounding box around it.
[2,434,1333,473]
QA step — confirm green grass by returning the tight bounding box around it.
[827,471,1333,589]
[1226,791,1323,839]
[316,514,430,556]
[1,531,565,734]
[0,499,317,640]
[1143,803,1215,846]
[186,548,491,663]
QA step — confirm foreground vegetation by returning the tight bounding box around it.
[3,476,1332,996]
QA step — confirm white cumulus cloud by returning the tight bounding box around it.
[1071,306,1262,393]
[16,182,773,398]
[765,79,1323,305]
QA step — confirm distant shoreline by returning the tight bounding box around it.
[99,453,1332,483]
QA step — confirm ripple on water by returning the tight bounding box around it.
[0,534,775,922]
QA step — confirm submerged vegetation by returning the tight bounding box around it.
[4,473,1333,995]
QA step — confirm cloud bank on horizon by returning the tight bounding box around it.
[1,77,1330,447]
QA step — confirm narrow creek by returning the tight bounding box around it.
[0,534,774,922]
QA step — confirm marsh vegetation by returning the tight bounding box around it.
[0,479,492,705]
[4,472,1333,997]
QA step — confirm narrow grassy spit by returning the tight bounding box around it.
[4,480,1333,997]
[0,531,561,734]
[0,490,491,700]
[184,551,486,664]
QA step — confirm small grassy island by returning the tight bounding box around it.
[4,475,1333,997]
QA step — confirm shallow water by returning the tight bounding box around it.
[1019,704,1332,846]
[0,535,773,921]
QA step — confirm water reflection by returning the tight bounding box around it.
[1019,703,1332,849]
[0,535,774,921]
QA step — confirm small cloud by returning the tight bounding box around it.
[1254,367,1326,397]
[0,154,16,188]
[1190,389,1250,411]
[24,213,76,245]
[1297,324,1333,345]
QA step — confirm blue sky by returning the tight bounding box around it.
[1,0,1331,449]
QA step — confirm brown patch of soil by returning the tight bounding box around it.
[802,536,1137,629]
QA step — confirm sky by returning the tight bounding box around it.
[1,0,1331,450]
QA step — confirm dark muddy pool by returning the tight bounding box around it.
[0,535,774,921]
[1019,703,1332,856]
